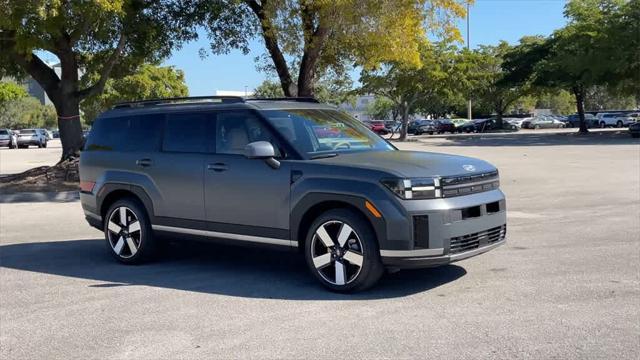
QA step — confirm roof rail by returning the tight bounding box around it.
[246,97,319,103]
[112,96,245,109]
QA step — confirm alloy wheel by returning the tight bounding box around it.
[310,220,364,286]
[107,206,142,259]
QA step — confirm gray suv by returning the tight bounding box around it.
[80,97,507,292]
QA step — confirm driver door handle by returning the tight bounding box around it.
[208,163,228,172]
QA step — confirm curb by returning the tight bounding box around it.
[0,191,80,204]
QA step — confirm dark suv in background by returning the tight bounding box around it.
[80,97,507,292]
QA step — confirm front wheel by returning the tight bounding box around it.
[304,209,384,292]
[600,122,606,128]
[104,198,156,264]
[616,121,623,128]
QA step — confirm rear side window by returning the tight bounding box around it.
[162,112,212,153]
[85,115,163,152]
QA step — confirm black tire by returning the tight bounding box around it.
[616,121,623,128]
[600,122,606,128]
[428,132,434,135]
[104,197,156,264]
[304,208,384,292]
[42,140,47,148]
[37,141,43,148]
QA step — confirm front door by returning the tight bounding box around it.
[204,110,291,239]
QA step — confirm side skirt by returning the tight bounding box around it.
[151,225,297,248]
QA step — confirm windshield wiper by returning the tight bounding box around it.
[310,153,339,160]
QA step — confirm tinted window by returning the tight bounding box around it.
[20,129,36,134]
[0,130,7,135]
[163,112,212,153]
[85,115,163,152]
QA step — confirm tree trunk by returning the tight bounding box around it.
[399,105,410,141]
[54,97,84,159]
[495,111,504,130]
[573,86,588,133]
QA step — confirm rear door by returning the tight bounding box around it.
[204,110,291,237]
[143,111,213,221]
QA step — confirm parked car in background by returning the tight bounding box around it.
[450,118,470,128]
[505,117,528,128]
[458,118,517,133]
[522,116,565,129]
[620,112,639,126]
[52,130,60,138]
[596,112,626,128]
[566,114,598,128]
[433,119,456,134]
[17,129,48,148]
[0,129,17,149]
[407,120,435,135]
[44,129,54,140]
[629,122,640,138]
[364,120,389,135]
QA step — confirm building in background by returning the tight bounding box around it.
[215,90,254,97]
[339,94,375,121]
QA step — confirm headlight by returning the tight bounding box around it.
[382,171,500,200]
[381,178,440,200]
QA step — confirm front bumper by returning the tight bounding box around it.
[379,189,507,269]
[382,239,505,269]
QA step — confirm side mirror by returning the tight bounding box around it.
[244,141,280,169]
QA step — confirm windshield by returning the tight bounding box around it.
[261,109,395,158]
[20,129,36,134]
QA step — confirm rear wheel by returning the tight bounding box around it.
[304,209,383,292]
[616,120,623,128]
[600,121,606,128]
[104,198,156,264]
[42,140,47,148]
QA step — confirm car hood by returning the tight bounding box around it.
[313,150,497,178]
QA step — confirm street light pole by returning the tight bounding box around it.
[466,2,472,121]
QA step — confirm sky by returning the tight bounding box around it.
[162,0,568,96]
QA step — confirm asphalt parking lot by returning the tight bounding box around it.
[1,131,639,359]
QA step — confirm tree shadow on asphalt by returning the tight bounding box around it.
[0,238,466,300]
[424,130,639,147]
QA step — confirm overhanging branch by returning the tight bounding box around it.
[76,33,126,99]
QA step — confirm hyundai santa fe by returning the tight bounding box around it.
[80,96,507,292]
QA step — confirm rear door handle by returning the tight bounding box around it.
[207,163,228,172]
[136,158,153,167]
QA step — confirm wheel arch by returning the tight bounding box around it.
[98,184,155,224]
[291,193,386,253]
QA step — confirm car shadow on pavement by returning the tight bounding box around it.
[0,238,466,300]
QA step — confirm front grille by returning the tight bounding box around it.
[441,171,499,198]
[449,225,506,254]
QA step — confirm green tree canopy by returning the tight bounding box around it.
[0,81,27,102]
[81,64,188,123]
[0,1,198,158]
[196,0,467,97]
[502,0,635,132]
[0,96,56,129]
[360,42,462,140]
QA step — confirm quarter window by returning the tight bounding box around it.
[85,115,163,152]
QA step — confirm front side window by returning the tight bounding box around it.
[262,109,395,158]
[216,110,282,157]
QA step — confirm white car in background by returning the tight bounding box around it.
[0,129,17,149]
[596,112,627,128]
[17,129,48,148]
